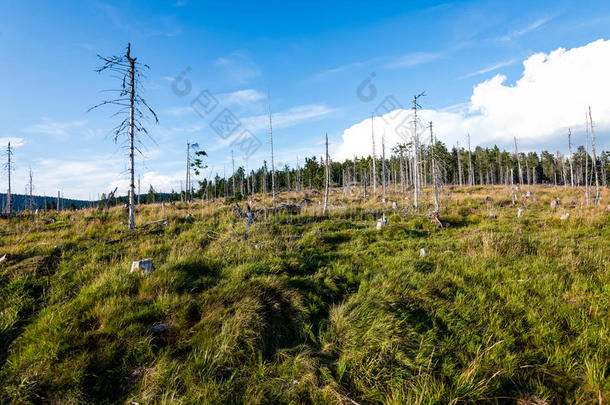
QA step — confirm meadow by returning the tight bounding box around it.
[0,185,608,404]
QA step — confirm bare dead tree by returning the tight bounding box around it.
[371,112,377,196]
[585,108,591,205]
[381,133,387,198]
[296,156,301,193]
[588,106,600,205]
[3,142,13,215]
[27,166,34,211]
[231,150,236,196]
[399,147,405,193]
[429,122,439,213]
[568,128,574,187]
[268,89,276,205]
[323,133,330,215]
[456,140,463,187]
[467,133,474,187]
[412,92,425,210]
[514,136,523,186]
[223,166,228,197]
[90,43,158,230]
[185,141,202,202]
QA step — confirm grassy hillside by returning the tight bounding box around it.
[0,186,608,404]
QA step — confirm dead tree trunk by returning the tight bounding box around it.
[323,133,330,215]
[588,106,600,205]
[457,141,463,187]
[127,45,136,229]
[91,42,157,230]
[268,90,276,205]
[231,150,236,196]
[430,122,439,213]
[585,109,591,205]
[399,148,405,193]
[371,113,377,196]
[28,166,33,211]
[413,93,425,210]
[185,142,190,201]
[467,133,474,187]
[5,142,12,215]
[381,134,387,198]
[568,128,574,187]
[514,136,523,186]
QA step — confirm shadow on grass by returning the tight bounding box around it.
[0,250,61,369]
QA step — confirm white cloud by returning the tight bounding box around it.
[335,39,610,160]
[218,89,265,106]
[30,154,124,199]
[241,104,335,135]
[25,119,86,140]
[110,171,184,194]
[27,154,184,199]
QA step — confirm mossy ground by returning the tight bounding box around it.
[0,185,608,404]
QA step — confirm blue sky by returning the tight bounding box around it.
[1,0,610,198]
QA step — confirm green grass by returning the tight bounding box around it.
[0,186,608,404]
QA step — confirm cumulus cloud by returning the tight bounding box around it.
[109,171,183,195]
[335,39,610,160]
[26,153,184,199]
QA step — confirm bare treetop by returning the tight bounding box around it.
[90,43,158,152]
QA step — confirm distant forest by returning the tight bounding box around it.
[195,143,610,199]
[3,142,609,213]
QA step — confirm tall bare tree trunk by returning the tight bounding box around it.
[514,136,523,186]
[467,133,473,187]
[371,113,377,196]
[127,44,136,230]
[268,90,276,205]
[568,128,574,187]
[28,166,33,211]
[381,134,387,198]
[323,133,329,215]
[231,150,236,196]
[185,141,191,202]
[585,109,591,205]
[588,106,600,205]
[430,122,439,213]
[413,95,422,210]
[6,142,12,215]
[457,141,463,187]
[399,149,405,193]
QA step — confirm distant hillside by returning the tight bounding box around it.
[0,193,91,212]
[0,192,181,213]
